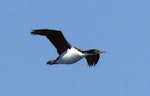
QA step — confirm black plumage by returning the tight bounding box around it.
[31,29,71,55]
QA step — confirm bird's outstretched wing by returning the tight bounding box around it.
[31,29,71,55]
[85,55,100,66]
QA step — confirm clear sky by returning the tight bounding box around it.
[0,0,150,96]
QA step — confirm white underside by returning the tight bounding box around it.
[57,47,86,64]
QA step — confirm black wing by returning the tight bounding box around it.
[31,29,71,55]
[85,55,100,67]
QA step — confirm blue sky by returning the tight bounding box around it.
[0,0,150,96]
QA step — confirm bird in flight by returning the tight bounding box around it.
[31,29,105,67]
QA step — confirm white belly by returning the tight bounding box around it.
[57,47,85,64]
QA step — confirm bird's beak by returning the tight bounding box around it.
[95,50,100,54]
[95,50,106,54]
[100,50,106,53]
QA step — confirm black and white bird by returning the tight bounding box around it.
[31,29,105,67]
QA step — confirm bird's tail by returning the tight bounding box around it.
[47,60,58,65]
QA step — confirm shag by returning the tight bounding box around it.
[31,29,105,67]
